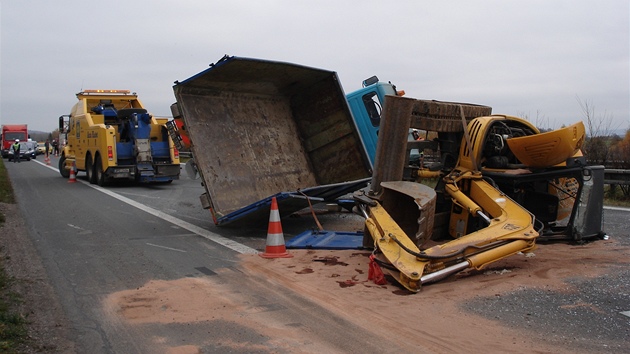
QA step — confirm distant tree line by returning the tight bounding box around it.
[577,97,629,168]
[585,131,630,169]
[27,130,60,143]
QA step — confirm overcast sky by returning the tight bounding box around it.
[1,1,628,134]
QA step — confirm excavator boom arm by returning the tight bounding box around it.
[361,175,538,292]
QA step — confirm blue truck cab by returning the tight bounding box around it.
[345,76,400,166]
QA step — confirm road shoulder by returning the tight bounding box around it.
[0,202,75,353]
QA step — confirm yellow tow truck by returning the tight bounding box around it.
[58,90,180,186]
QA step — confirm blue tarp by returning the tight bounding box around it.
[286,230,364,250]
[215,178,369,225]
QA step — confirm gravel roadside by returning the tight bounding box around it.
[0,202,76,353]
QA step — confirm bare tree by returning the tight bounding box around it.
[577,96,617,164]
[577,96,619,136]
[516,110,551,131]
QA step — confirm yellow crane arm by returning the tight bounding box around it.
[362,177,538,292]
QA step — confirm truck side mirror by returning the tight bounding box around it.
[59,115,70,133]
[362,76,379,87]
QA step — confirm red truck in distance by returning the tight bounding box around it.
[1,124,28,158]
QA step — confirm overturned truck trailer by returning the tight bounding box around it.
[171,55,372,225]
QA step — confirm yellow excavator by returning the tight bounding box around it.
[354,95,604,292]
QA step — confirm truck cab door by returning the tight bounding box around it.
[74,120,85,168]
[346,83,396,166]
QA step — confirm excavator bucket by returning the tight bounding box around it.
[373,181,436,248]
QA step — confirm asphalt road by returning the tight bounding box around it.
[4,157,398,353]
[5,155,630,353]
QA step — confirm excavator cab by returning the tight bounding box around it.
[470,117,605,241]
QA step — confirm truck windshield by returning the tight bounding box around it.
[5,132,27,140]
[362,92,382,127]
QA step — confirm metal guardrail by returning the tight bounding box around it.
[604,169,630,185]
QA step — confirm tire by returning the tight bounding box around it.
[95,155,108,187]
[59,155,70,178]
[86,155,96,184]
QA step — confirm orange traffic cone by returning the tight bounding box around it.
[68,161,77,183]
[45,156,51,166]
[260,197,293,258]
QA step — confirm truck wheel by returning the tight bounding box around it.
[59,155,70,178]
[86,155,96,184]
[95,156,108,187]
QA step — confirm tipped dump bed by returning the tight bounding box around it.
[173,56,372,225]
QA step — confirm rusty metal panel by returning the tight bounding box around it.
[409,99,492,132]
[173,56,371,221]
[370,95,492,194]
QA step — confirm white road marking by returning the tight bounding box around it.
[37,159,258,254]
[146,243,187,253]
[603,205,630,212]
[116,191,162,199]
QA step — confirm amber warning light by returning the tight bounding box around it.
[82,89,131,94]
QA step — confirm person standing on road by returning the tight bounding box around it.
[52,139,59,156]
[12,139,21,163]
[44,139,50,158]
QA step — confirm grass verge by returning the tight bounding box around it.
[0,266,27,351]
[0,159,14,205]
[604,185,630,208]
[0,158,28,351]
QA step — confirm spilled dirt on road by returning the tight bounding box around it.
[105,237,630,353]
[104,271,347,353]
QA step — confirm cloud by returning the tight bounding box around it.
[1,0,627,132]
